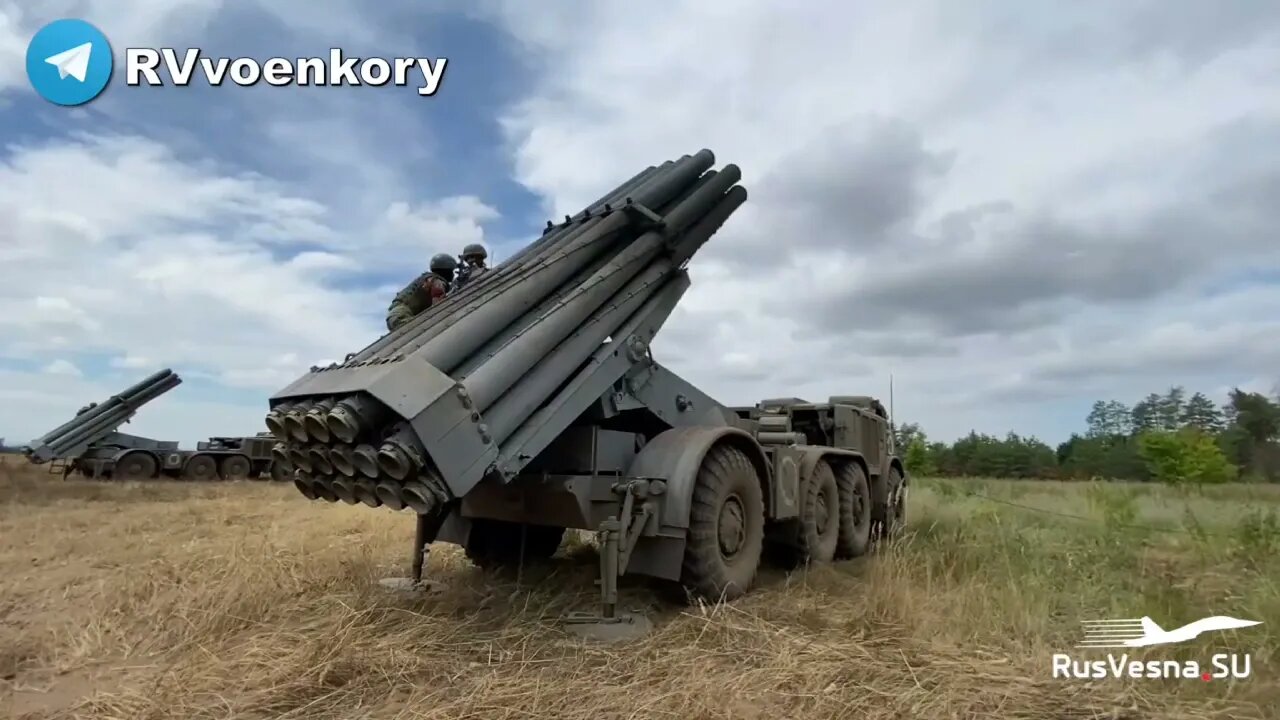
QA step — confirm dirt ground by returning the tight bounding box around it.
[1,457,1276,719]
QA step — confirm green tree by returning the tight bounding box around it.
[904,438,936,476]
[1223,389,1280,481]
[1105,400,1133,435]
[1131,394,1162,433]
[1156,386,1186,431]
[894,422,924,453]
[1058,433,1147,481]
[1137,429,1236,485]
[1228,389,1279,443]
[1086,400,1133,437]
[1180,392,1223,432]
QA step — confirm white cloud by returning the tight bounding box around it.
[0,132,497,444]
[482,0,1280,442]
[4,0,1280,450]
[42,359,81,377]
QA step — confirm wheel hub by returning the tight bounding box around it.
[815,489,831,534]
[718,494,747,557]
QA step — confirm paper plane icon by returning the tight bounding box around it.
[45,42,93,82]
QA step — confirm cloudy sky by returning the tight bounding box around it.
[2,1,1279,450]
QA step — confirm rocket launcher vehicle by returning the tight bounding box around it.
[264,149,747,517]
[264,149,908,629]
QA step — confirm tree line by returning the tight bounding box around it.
[895,387,1280,484]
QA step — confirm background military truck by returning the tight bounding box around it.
[22,369,283,481]
[265,149,908,633]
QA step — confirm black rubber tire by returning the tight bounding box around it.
[875,461,906,540]
[182,454,218,482]
[797,460,840,564]
[834,461,873,559]
[114,452,157,481]
[219,454,252,481]
[680,443,765,602]
[464,519,566,571]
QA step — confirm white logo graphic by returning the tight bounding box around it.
[124,48,448,96]
[1078,615,1262,649]
[45,42,93,82]
[1053,614,1261,681]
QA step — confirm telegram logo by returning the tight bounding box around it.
[26,19,114,106]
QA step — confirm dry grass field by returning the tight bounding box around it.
[2,454,1277,719]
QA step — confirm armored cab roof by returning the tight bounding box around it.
[756,397,809,409]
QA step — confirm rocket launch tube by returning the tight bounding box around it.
[34,369,176,443]
[484,262,672,442]
[35,371,179,450]
[38,368,178,454]
[451,244,620,379]
[460,165,741,411]
[484,182,747,443]
[376,159,688,359]
[344,163,666,365]
[409,152,715,376]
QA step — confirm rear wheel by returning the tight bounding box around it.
[464,519,566,571]
[769,460,840,568]
[834,462,872,559]
[798,460,840,563]
[114,451,157,481]
[219,454,252,481]
[680,443,765,602]
[182,454,218,481]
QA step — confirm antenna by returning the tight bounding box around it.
[889,372,895,425]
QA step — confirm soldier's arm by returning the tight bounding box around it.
[428,277,449,301]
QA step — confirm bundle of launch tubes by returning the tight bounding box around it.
[263,149,747,515]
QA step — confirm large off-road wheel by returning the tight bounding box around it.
[182,454,218,481]
[219,454,252,481]
[680,443,765,602]
[874,467,907,543]
[114,451,157,481]
[765,460,841,569]
[464,519,566,571]
[834,462,873,559]
[799,460,840,563]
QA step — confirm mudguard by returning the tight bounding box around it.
[626,425,771,531]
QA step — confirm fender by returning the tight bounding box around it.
[110,448,160,465]
[626,425,771,531]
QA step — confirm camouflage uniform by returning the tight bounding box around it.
[385,254,457,331]
[454,243,489,291]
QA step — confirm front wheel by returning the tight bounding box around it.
[680,443,765,602]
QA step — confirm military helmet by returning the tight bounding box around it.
[462,243,487,261]
[430,253,458,272]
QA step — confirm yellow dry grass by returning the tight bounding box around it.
[2,455,1277,719]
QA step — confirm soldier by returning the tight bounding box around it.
[454,243,489,291]
[385,253,457,332]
